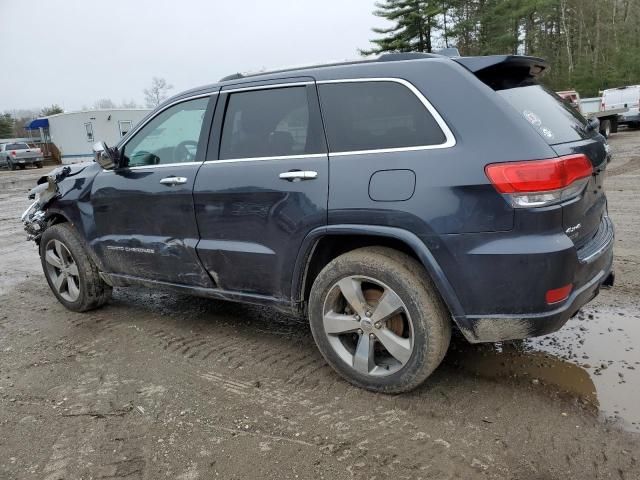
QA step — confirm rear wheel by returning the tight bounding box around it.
[8,159,15,170]
[600,119,612,138]
[36,162,43,168]
[18,164,25,170]
[308,247,451,393]
[40,224,112,312]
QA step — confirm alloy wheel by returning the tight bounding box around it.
[44,239,81,302]
[322,275,414,376]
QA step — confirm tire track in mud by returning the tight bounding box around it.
[56,300,351,420]
[129,310,333,388]
[196,368,472,477]
[39,424,148,480]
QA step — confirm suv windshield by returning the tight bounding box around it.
[497,84,590,145]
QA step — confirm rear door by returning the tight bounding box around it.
[193,79,328,298]
[90,94,217,286]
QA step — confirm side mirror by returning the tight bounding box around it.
[93,141,117,170]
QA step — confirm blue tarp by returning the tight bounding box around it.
[26,118,49,130]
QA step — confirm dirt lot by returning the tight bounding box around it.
[0,134,639,480]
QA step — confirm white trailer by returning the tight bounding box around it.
[28,109,150,164]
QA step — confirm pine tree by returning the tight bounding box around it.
[40,105,64,116]
[0,114,15,138]
[362,0,640,97]
[360,0,443,55]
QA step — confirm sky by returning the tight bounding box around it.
[0,0,388,113]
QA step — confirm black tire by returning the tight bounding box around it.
[600,119,612,138]
[39,223,112,312]
[611,117,619,134]
[8,159,15,170]
[36,162,43,168]
[18,164,25,170]
[308,247,451,393]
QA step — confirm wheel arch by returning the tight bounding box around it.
[42,207,107,274]
[292,225,465,321]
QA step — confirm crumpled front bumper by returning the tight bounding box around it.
[21,179,58,242]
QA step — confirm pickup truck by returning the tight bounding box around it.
[557,90,627,138]
[0,142,44,170]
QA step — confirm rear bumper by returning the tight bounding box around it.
[460,258,613,343]
[440,215,615,343]
[618,113,640,124]
[15,157,42,165]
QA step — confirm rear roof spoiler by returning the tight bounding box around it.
[453,55,548,89]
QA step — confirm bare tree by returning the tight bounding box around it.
[144,77,173,107]
[120,99,139,108]
[93,98,116,109]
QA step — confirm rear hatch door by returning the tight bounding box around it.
[454,55,608,248]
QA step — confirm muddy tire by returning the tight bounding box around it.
[600,119,612,138]
[40,223,112,312]
[8,159,15,170]
[308,247,451,393]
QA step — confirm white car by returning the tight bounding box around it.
[602,85,640,128]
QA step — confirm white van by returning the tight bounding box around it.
[602,85,640,127]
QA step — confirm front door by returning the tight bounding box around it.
[90,94,216,287]
[193,80,328,298]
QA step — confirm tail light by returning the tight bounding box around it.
[485,154,593,208]
[10,150,16,156]
[601,101,606,110]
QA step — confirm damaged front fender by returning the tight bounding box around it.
[21,165,83,243]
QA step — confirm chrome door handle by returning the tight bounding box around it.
[160,176,188,186]
[279,171,318,181]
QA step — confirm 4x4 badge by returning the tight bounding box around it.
[566,223,582,235]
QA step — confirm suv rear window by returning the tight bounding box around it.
[318,81,446,153]
[497,84,590,145]
[6,143,29,150]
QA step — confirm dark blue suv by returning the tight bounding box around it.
[23,53,614,392]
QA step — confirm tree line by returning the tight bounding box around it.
[362,0,640,96]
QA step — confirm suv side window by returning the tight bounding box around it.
[219,86,324,159]
[318,81,446,153]
[121,97,209,168]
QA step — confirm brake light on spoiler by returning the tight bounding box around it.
[485,154,593,208]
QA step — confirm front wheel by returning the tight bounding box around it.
[40,224,112,312]
[308,247,451,393]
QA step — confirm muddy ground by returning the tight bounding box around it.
[0,132,639,480]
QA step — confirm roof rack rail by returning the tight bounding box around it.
[377,52,440,61]
[218,52,445,82]
[219,73,244,82]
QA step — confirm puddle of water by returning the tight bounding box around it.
[449,304,640,432]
